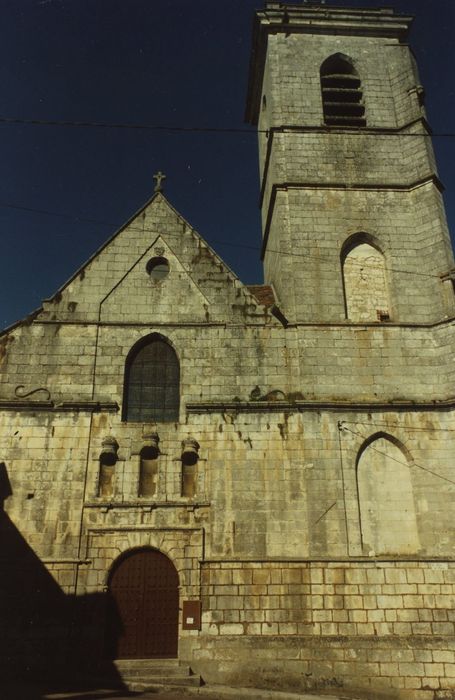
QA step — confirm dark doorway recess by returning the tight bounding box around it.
[107,548,179,659]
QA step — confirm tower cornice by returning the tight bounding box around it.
[245,4,414,125]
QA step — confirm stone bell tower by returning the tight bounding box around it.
[245,2,455,324]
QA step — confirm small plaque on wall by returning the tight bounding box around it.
[182,600,201,630]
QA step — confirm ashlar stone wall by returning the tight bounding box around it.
[0,180,453,697]
[253,10,455,325]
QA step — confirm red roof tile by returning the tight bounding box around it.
[247,285,276,308]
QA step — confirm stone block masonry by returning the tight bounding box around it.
[186,635,455,699]
[1,2,455,698]
[200,561,455,639]
[188,561,455,697]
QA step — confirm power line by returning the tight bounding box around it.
[0,199,446,281]
[0,115,252,134]
[340,424,455,487]
[1,114,455,137]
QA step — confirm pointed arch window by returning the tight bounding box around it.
[320,54,366,127]
[123,335,180,422]
[341,234,389,322]
[356,433,419,555]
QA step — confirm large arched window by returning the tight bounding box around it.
[320,53,366,127]
[356,433,420,555]
[341,234,389,321]
[123,335,180,422]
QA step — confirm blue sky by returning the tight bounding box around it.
[0,0,454,329]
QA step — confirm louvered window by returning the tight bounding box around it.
[320,54,366,127]
[123,336,180,422]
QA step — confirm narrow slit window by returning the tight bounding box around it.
[182,463,197,497]
[98,458,115,498]
[98,438,118,498]
[139,448,159,497]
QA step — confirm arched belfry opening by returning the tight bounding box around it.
[106,548,179,659]
[123,334,180,422]
[320,53,366,127]
[356,433,420,555]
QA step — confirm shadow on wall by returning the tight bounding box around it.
[0,463,133,700]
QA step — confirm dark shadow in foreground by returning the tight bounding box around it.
[0,462,140,700]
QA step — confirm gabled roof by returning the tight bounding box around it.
[1,191,274,334]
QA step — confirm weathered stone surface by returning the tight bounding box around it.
[1,3,454,699]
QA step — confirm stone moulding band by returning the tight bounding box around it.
[11,316,455,329]
[0,400,119,412]
[41,558,92,565]
[36,320,228,327]
[186,398,455,413]
[202,556,455,563]
[83,500,210,509]
[22,317,455,328]
[86,526,204,534]
[0,398,453,413]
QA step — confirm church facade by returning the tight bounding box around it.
[1,3,454,698]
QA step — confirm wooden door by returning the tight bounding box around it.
[107,548,179,659]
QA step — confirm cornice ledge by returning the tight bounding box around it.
[84,500,211,510]
[186,398,455,413]
[286,316,455,329]
[275,175,443,194]
[270,119,432,137]
[41,558,91,565]
[258,8,412,38]
[0,399,119,412]
[203,556,455,564]
[0,399,54,410]
[35,319,228,328]
[87,526,203,533]
[58,401,119,412]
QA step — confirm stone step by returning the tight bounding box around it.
[125,674,202,690]
[114,658,181,667]
[109,658,202,690]
[113,658,191,678]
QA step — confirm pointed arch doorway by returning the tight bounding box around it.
[106,548,179,659]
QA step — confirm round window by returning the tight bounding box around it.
[146,257,170,281]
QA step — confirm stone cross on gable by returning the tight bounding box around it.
[153,171,166,192]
